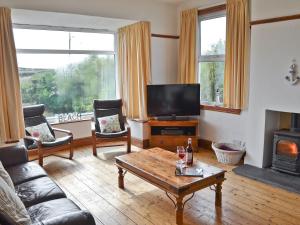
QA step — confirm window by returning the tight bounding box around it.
[199,11,226,106]
[14,26,116,123]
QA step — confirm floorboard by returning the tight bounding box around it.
[37,145,300,225]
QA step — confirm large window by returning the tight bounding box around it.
[199,11,226,106]
[14,26,116,122]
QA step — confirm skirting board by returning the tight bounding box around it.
[132,137,150,149]
[28,137,209,158]
[28,136,149,158]
[198,138,213,150]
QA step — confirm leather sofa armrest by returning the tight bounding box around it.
[0,145,28,168]
[42,210,96,225]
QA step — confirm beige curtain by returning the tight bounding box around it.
[224,0,250,109]
[0,7,25,143]
[118,21,151,120]
[178,8,198,84]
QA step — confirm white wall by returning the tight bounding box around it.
[0,0,179,140]
[151,37,178,84]
[245,0,300,167]
[176,0,300,167]
[199,111,247,143]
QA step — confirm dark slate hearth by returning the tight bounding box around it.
[233,164,300,194]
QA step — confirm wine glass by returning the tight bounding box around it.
[177,146,186,165]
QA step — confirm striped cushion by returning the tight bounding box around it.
[0,177,31,225]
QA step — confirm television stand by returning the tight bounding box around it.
[156,115,190,121]
[148,119,199,151]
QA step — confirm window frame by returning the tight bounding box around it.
[198,10,226,63]
[13,24,116,56]
[14,24,118,123]
[198,6,240,114]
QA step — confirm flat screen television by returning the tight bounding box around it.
[147,84,200,118]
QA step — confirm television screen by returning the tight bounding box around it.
[147,84,200,117]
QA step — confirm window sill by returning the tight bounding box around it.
[200,105,241,115]
[50,118,91,126]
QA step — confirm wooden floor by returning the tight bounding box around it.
[39,145,300,225]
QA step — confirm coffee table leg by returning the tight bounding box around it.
[175,197,184,225]
[215,182,222,207]
[118,167,125,189]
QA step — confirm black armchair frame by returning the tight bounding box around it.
[91,99,131,156]
[23,104,73,166]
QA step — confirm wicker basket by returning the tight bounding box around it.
[212,142,246,165]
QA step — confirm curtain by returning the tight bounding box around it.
[0,7,25,143]
[223,0,250,109]
[118,21,151,120]
[178,8,198,84]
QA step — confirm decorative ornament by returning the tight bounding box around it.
[285,61,300,85]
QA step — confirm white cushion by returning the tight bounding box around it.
[26,123,55,142]
[0,176,31,225]
[97,114,121,133]
[0,161,15,191]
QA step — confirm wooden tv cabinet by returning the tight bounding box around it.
[148,120,199,151]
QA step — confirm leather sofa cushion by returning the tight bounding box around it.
[15,177,66,207]
[6,162,47,185]
[28,198,96,225]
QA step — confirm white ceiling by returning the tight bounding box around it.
[153,0,184,4]
[12,9,136,32]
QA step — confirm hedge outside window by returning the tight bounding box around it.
[14,27,116,123]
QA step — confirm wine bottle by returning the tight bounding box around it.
[186,138,193,166]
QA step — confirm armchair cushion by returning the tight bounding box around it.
[26,123,55,142]
[23,104,55,149]
[95,129,129,138]
[93,99,125,132]
[97,114,121,133]
[26,135,72,150]
[41,136,72,148]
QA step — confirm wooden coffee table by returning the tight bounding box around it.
[115,148,226,225]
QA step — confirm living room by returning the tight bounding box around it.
[0,0,300,225]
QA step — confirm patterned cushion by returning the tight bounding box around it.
[97,114,121,133]
[0,161,15,191]
[26,123,55,142]
[0,177,31,225]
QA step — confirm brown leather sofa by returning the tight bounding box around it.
[0,145,95,225]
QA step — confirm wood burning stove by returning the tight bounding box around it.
[272,113,300,175]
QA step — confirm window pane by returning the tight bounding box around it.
[18,54,116,117]
[70,32,114,51]
[13,29,69,50]
[200,16,226,56]
[199,62,224,105]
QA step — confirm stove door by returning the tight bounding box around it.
[276,140,298,158]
